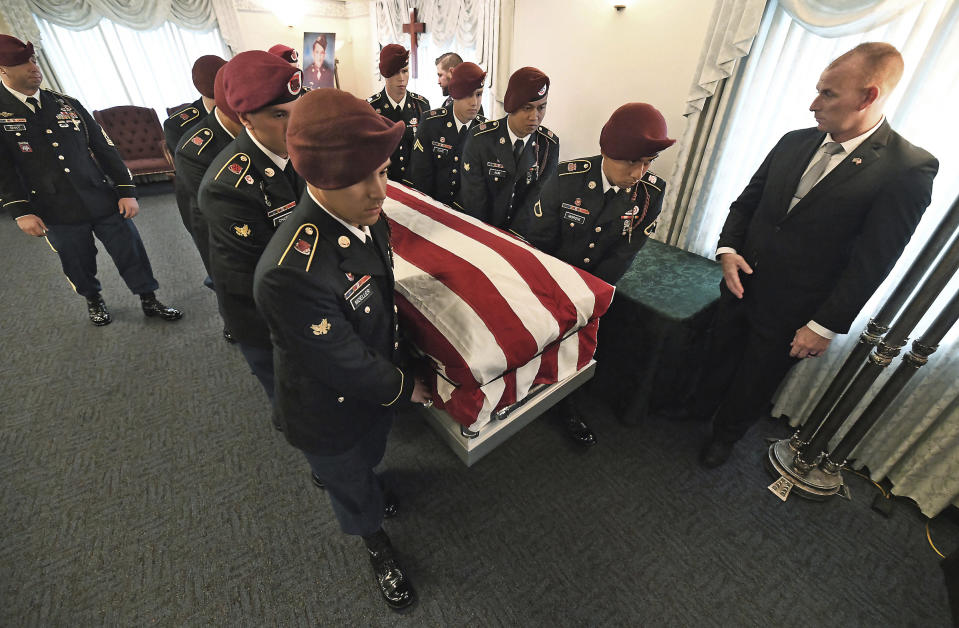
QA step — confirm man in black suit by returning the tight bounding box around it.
[458,66,558,228]
[0,35,181,326]
[407,61,486,206]
[368,44,430,183]
[254,89,430,611]
[198,51,304,404]
[691,42,938,468]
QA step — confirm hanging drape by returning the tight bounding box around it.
[780,0,926,35]
[663,0,959,516]
[373,0,504,113]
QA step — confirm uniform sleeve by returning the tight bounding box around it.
[456,132,489,221]
[511,170,561,253]
[407,124,434,195]
[75,98,136,199]
[0,140,32,218]
[255,265,414,407]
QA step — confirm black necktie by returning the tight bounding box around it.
[283,162,297,188]
[458,124,469,145]
[26,96,39,113]
[513,139,525,165]
[604,187,618,204]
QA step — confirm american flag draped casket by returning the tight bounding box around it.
[385,183,615,432]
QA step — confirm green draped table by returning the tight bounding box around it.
[593,239,723,423]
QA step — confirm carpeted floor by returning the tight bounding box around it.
[1,187,957,627]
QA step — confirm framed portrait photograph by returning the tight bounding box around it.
[303,32,336,89]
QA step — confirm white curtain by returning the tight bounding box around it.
[373,0,502,115]
[676,0,959,516]
[26,0,216,31]
[35,16,230,124]
[780,0,926,35]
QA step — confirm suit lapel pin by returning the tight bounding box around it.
[852,157,862,165]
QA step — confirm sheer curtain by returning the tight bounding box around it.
[373,0,502,115]
[34,17,229,123]
[685,0,959,516]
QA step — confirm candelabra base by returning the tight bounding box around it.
[765,439,843,502]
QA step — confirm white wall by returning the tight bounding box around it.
[234,2,375,98]
[510,0,714,179]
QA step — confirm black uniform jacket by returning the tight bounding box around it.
[719,122,938,336]
[514,155,666,285]
[198,129,305,348]
[253,196,415,455]
[405,106,485,206]
[457,117,559,228]
[173,110,235,270]
[367,89,430,182]
[0,87,135,223]
[163,98,203,154]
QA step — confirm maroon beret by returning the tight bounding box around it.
[213,66,239,124]
[379,44,409,78]
[600,103,675,160]
[191,55,226,98]
[268,44,298,64]
[504,67,550,113]
[288,89,405,190]
[222,50,302,115]
[0,35,35,67]
[448,62,486,100]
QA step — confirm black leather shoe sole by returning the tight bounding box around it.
[565,419,597,447]
[142,301,183,321]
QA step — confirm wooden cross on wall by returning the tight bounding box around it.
[402,7,426,78]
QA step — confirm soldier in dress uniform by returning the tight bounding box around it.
[457,66,558,228]
[173,66,243,342]
[367,44,430,183]
[163,55,224,155]
[406,62,486,206]
[0,35,181,326]
[253,89,431,612]
[513,103,676,445]
[197,51,304,403]
[303,35,334,89]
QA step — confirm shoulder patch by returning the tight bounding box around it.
[425,107,447,120]
[641,170,664,192]
[214,153,252,188]
[277,223,320,271]
[537,126,558,145]
[559,158,591,176]
[368,92,383,103]
[473,119,500,136]
[180,127,214,154]
[169,106,200,128]
[410,92,429,103]
[474,114,487,124]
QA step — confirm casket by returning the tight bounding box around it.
[385,184,615,463]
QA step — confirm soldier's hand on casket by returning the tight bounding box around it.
[15,214,47,237]
[118,197,139,219]
[411,377,432,405]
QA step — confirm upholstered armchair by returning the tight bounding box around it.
[92,106,175,179]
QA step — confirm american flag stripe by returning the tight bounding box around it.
[385,183,614,430]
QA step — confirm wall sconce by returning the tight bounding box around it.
[614,4,626,9]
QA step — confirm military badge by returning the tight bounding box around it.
[311,320,331,336]
[537,84,547,96]
[228,163,243,174]
[499,137,506,144]
[376,108,381,113]
[588,181,597,190]
[264,167,275,177]
[533,200,543,218]
[305,227,314,235]
[568,163,576,172]
[240,155,248,162]
[413,138,424,152]
[288,71,302,95]
[410,118,418,126]
[180,111,191,119]
[574,198,581,206]
[464,163,470,171]
[101,129,115,146]
[0,112,12,117]
[294,239,312,255]
[446,121,452,128]
[232,223,252,238]
[345,272,354,281]
[244,174,254,185]
[648,174,658,183]
[191,136,203,146]
[547,130,554,138]
[18,142,32,152]
[852,157,862,165]
[479,123,487,130]
[338,235,350,248]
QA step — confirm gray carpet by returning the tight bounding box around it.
[1,188,957,627]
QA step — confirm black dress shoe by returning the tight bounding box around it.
[368,543,416,611]
[565,415,597,447]
[699,439,735,469]
[86,296,112,326]
[141,295,183,321]
[223,328,235,343]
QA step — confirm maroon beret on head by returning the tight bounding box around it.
[287,89,405,190]
[504,66,549,113]
[191,55,226,98]
[600,103,675,160]
[379,44,409,78]
[0,35,35,67]
[213,66,239,124]
[268,44,298,64]
[448,62,486,100]
[222,50,302,115]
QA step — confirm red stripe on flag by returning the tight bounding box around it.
[391,220,539,370]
